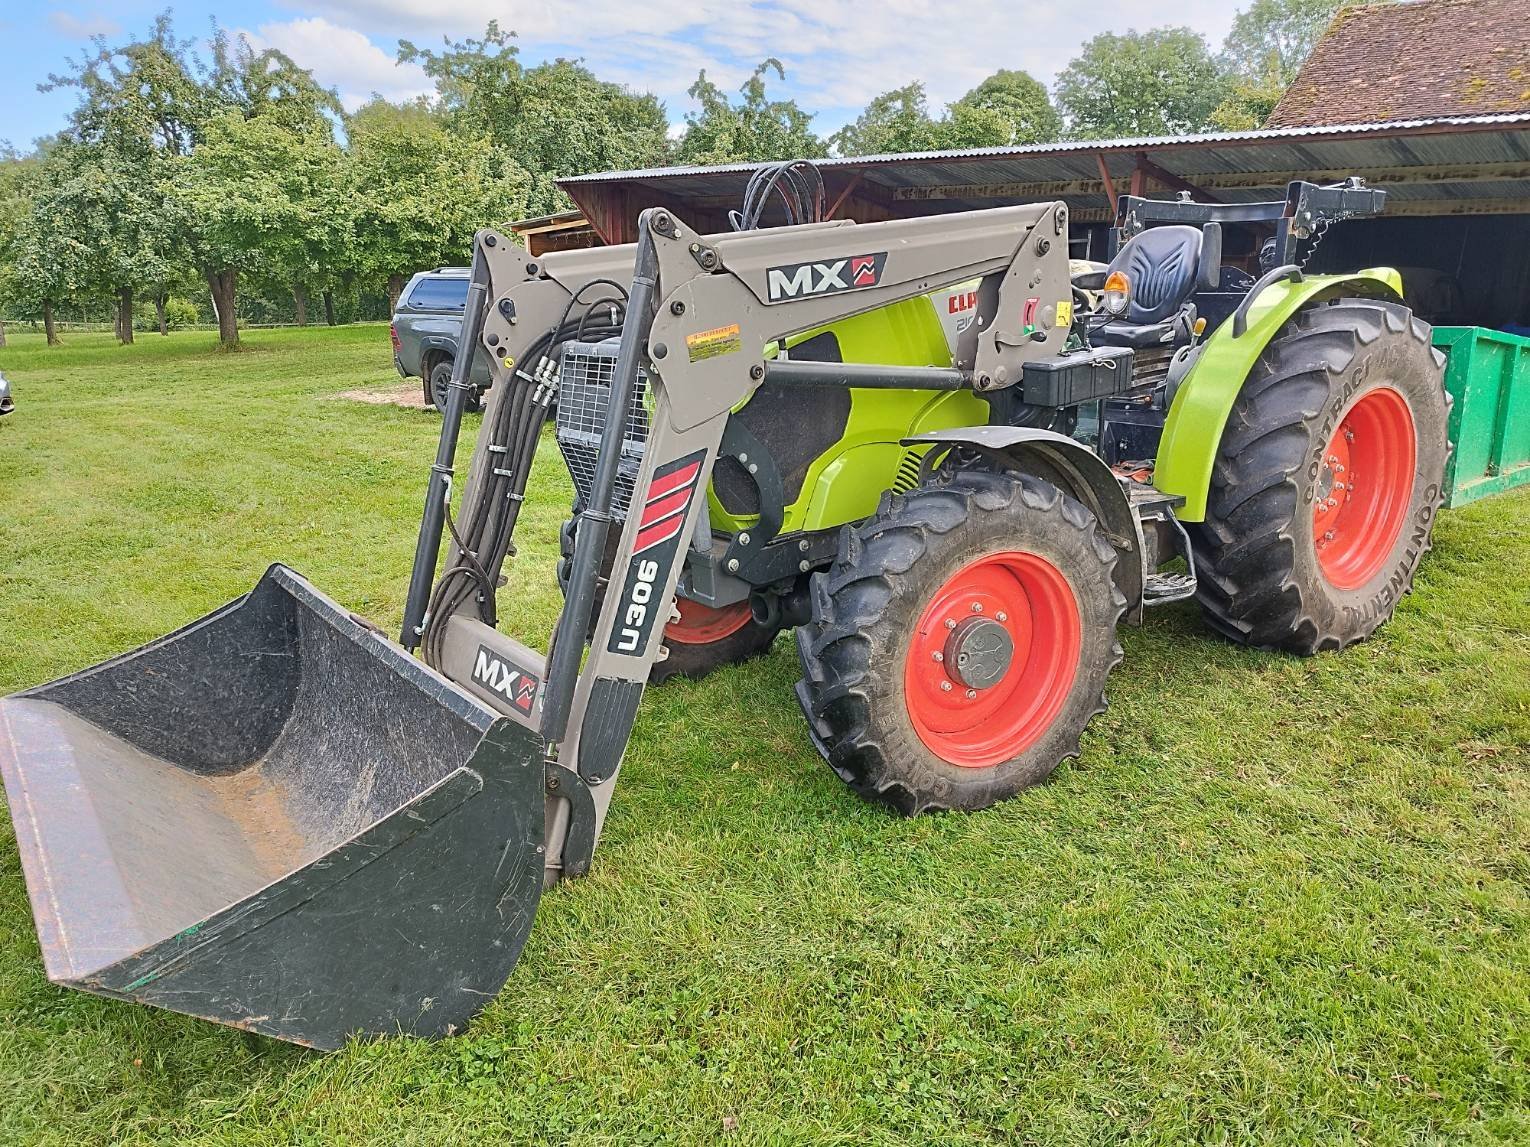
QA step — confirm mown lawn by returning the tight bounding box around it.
[0,326,1525,1145]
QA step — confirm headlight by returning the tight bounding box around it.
[1103,271,1131,318]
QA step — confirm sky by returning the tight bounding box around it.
[1,1,1246,153]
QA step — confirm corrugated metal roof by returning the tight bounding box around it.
[558,114,1530,185]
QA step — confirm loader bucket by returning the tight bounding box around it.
[0,564,546,1049]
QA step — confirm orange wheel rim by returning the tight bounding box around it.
[903,551,1081,768]
[665,597,753,645]
[1313,387,1416,590]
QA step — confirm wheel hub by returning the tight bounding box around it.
[945,617,1013,689]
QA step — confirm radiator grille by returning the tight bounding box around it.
[554,339,650,518]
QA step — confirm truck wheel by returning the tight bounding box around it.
[430,359,481,414]
[795,470,1125,815]
[1191,298,1449,654]
[652,598,780,684]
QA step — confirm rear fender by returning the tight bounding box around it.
[1155,268,1404,521]
[903,426,1146,622]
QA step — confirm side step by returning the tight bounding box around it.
[1129,483,1200,607]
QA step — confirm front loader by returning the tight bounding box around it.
[0,170,1449,1048]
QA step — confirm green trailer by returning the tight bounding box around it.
[1431,326,1530,507]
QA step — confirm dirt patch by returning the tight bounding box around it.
[334,381,432,411]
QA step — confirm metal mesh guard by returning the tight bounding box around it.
[555,340,650,519]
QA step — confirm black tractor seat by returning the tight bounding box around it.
[1093,314,1190,349]
[1093,223,1219,350]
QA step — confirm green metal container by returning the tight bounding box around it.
[1430,326,1530,507]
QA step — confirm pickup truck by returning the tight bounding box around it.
[390,268,492,411]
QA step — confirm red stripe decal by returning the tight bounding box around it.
[640,486,693,528]
[633,515,686,553]
[645,461,702,503]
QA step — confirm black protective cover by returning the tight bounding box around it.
[0,565,545,1049]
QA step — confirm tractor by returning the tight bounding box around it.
[0,167,1449,1047]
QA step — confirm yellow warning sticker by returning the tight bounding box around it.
[686,323,743,362]
[1056,299,1074,327]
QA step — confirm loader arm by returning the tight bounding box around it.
[411,202,1076,882]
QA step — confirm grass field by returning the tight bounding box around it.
[0,326,1526,1145]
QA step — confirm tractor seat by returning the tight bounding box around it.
[1093,315,1185,349]
[1093,225,1210,350]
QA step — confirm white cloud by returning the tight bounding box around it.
[247,17,434,111]
[262,1,1246,130]
[48,10,122,40]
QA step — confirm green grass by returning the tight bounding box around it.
[0,326,1526,1145]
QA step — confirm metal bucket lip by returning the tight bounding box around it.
[262,564,503,732]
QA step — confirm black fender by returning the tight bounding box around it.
[903,426,1146,623]
[419,335,458,365]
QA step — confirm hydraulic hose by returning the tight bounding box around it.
[400,241,492,651]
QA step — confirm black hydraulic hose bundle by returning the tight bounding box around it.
[400,245,492,651]
[730,160,826,231]
[417,283,627,669]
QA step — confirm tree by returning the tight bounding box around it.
[6,144,93,344]
[42,14,342,347]
[0,147,40,345]
[1055,28,1228,139]
[400,26,670,213]
[676,59,826,165]
[830,83,943,157]
[170,114,341,347]
[1213,0,1384,129]
[345,101,530,311]
[945,70,1060,147]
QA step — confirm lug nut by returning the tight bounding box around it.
[932,651,943,662]
[940,681,952,692]
[945,618,957,630]
[965,689,976,699]
[996,611,1008,622]
[971,602,983,612]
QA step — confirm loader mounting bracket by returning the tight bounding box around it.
[544,762,597,878]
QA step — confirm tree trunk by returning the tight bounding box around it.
[0,319,7,347]
[43,301,59,345]
[293,282,308,327]
[387,273,407,315]
[118,286,135,345]
[323,289,336,327]
[205,267,239,349]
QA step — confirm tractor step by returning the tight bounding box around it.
[1128,483,1199,609]
[1143,570,1197,605]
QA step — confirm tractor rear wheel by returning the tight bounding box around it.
[795,470,1125,815]
[1191,297,1449,654]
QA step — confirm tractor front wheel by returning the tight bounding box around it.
[1191,297,1449,654]
[795,470,1125,815]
